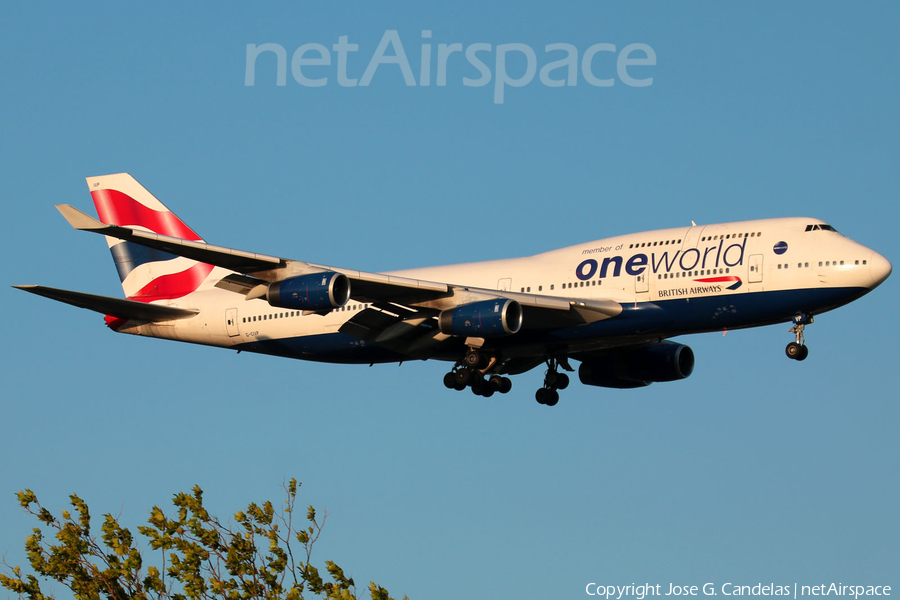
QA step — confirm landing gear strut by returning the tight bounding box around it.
[443,349,512,398]
[785,313,812,361]
[535,357,572,407]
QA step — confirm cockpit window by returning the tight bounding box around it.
[805,223,839,233]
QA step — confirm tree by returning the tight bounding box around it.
[1,479,406,600]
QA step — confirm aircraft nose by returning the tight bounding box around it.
[869,251,892,288]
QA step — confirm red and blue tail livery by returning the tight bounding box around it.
[87,174,214,302]
[15,173,892,406]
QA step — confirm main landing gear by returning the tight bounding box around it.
[785,312,812,361]
[443,349,512,398]
[535,357,572,407]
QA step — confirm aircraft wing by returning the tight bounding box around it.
[56,204,623,343]
[56,204,451,303]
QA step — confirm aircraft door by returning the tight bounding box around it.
[635,273,649,294]
[681,225,705,250]
[225,308,240,337]
[498,278,512,291]
[748,255,763,283]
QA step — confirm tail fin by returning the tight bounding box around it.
[86,173,215,301]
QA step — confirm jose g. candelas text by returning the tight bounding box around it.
[586,583,891,599]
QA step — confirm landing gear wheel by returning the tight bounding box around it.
[545,390,560,407]
[454,369,472,387]
[786,313,813,361]
[539,356,568,405]
[535,387,559,406]
[463,350,489,370]
[499,377,512,394]
[545,371,561,388]
[443,372,456,389]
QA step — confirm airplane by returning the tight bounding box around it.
[15,173,892,406]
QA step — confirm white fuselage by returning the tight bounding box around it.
[116,217,891,363]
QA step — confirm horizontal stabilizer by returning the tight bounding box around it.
[13,285,198,322]
[56,204,285,274]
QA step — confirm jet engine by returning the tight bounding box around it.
[266,272,350,311]
[578,342,695,389]
[438,298,522,337]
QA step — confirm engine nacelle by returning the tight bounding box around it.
[438,299,522,338]
[578,342,695,389]
[266,272,350,311]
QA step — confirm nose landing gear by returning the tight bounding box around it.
[785,313,812,361]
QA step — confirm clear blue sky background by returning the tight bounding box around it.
[2,2,898,598]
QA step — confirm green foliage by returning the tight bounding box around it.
[1,480,407,600]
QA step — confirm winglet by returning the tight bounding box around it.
[56,204,107,231]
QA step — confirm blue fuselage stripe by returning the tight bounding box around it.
[234,286,870,363]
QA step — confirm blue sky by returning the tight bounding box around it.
[2,2,898,598]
